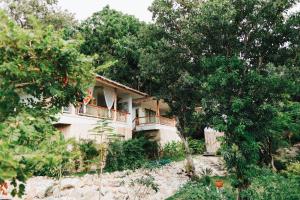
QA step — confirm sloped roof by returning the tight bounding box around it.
[96,75,148,97]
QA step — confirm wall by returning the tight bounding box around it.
[204,128,224,154]
[56,113,132,143]
[158,126,181,146]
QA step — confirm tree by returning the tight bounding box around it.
[79,6,147,90]
[0,11,93,197]
[0,0,76,29]
[89,119,119,200]
[0,11,93,119]
[141,0,300,196]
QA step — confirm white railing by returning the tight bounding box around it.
[76,103,128,122]
[134,116,176,127]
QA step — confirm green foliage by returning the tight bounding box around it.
[130,174,159,192]
[0,111,81,196]
[188,138,205,155]
[285,161,300,176]
[1,0,76,29]
[21,138,80,178]
[79,140,99,171]
[0,11,94,120]
[162,141,185,161]
[144,0,300,193]
[167,181,235,200]
[104,137,159,172]
[241,169,300,200]
[79,6,146,90]
[142,159,172,170]
[169,170,300,200]
[0,11,93,197]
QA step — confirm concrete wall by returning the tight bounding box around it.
[158,127,181,146]
[56,113,132,143]
[139,125,181,147]
[204,128,224,154]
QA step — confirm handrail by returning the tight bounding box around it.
[134,116,176,127]
[76,103,128,122]
[77,102,130,114]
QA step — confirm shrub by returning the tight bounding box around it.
[162,141,185,161]
[104,137,158,172]
[167,181,235,200]
[79,140,99,171]
[285,161,300,176]
[21,138,81,178]
[241,169,300,200]
[143,158,172,170]
[188,138,205,155]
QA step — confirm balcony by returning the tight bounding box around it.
[133,116,176,131]
[76,103,128,123]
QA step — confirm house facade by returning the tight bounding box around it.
[54,75,181,145]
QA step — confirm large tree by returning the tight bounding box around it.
[141,0,300,196]
[79,6,147,90]
[0,11,93,196]
[0,0,76,29]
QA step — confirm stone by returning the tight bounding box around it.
[24,177,55,198]
[60,178,81,190]
[22,156,225,200]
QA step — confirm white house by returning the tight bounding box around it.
[54,75,181,146]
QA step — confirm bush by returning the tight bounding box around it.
[167,181,235,200]
[21,138,81,178]
[162,141,185,161]
[188,138,205,155]
[79,140,99,171]
[285,161,300,176]
[104,137,159,172]
[241,171,300,200]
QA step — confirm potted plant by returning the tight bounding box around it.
[215,180,224,189]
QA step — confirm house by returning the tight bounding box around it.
[54,75,181,146]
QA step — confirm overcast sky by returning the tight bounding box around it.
[57,0,154,22]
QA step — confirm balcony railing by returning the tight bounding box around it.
[76,103,128,122]
[134,116,176,127]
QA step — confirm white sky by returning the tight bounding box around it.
[57,0,154,22]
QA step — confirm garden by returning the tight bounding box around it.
[0,0,300,199]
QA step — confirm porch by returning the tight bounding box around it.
[132,97,176,131]
[133,116,176,127]
[76,103,128,122]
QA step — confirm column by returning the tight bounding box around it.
[113,88,117,121]
[156,99,160,123]
[127,96,133,127]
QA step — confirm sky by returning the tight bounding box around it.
[57,0,154,22]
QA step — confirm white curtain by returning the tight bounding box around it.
[103,87,115,116]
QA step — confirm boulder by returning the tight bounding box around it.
[25,177,55,198]
[60,178,81,190]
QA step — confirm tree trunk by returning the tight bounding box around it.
[267,137,277,172]
[175,117,197,178]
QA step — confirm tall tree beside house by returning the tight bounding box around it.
[141,0,300,196]
[0,0,76,30]
[0,12,93,197]
[79,6,148,91]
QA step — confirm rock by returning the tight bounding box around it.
[22,156,225,200]
[24,177,55,198]
[60,178,81,190]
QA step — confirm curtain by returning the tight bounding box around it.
[103,87,115,117]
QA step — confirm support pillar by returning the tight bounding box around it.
[113,88,117,121]
[127,96,133,126]
[156,99,160,123]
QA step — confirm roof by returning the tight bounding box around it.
[95,75,148,97]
